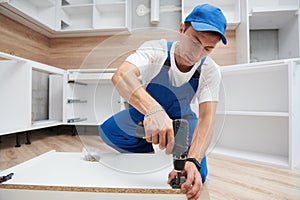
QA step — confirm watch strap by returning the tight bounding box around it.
[186,158,201,171]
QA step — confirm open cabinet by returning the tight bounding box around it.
[213,58,300,168]
[248,0,299,62]
[0,53,65,136]
[0,53,123,136]
[65,69,122,126]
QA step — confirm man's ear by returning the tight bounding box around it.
[179,23,185,33]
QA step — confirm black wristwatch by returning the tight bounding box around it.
[186,158,201,171]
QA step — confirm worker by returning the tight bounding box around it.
[99,4,227,200]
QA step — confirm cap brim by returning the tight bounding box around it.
[191,21,227,45]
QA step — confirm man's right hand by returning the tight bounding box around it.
[143,105,174,154]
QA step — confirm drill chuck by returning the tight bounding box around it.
[173,156,186,171]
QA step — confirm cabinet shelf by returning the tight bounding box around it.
[31,120,61,129]
[62,0,93,6]
[61,4,94,8]
[249,6,298,29]
[28,0,55,8]
[68,69,115,83]
[216,111,289,117]
[93,3,126,29]
[211,147,289,168]
[61,5,93,30]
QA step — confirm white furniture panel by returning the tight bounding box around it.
[220,61,288,112]
[213,58,300,168]
[290,60,300,168]
[0,60,31,134]
[0,151,185,199]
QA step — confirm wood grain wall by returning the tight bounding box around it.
[0,14,236,69]
[0,14,50,63]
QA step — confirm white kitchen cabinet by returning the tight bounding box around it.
[60,3,93,30]
[0,0,130,37]
[235,0,300,64]
[0,53,66,136]
[93,1,127,29]
[0,53,122,136]
[212,58,300,168]
[59,0,128,32]
[248,0,299,62]
[0,0,58,32]
[65,69,122,126]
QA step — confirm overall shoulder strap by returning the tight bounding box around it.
[163,41,173,67]
[192,57,206,79]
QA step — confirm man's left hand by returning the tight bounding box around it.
[168,161,203,200]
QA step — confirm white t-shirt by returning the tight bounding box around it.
[126,39,221,104]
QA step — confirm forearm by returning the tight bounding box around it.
[112,61,159,115]
[188,101,217,161]
[188,117,214,161]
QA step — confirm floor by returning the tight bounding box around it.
[0,127,300,200]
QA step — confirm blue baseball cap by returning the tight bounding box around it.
[184,4,227,45]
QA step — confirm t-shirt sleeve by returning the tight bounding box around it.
[195,57,222,104]
[125,39,167,84]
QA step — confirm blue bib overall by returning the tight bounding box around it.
[99,42,208,183]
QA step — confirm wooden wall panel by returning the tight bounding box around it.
[49,36,109,70]
[0,14,236,69]
[49,30,236,69]
[0,14,50,64]
[49,30,181,69]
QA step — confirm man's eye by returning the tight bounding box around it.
[204,47,212,52]
[192,40,199,45]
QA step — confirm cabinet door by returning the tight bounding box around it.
[0,60,31,134]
